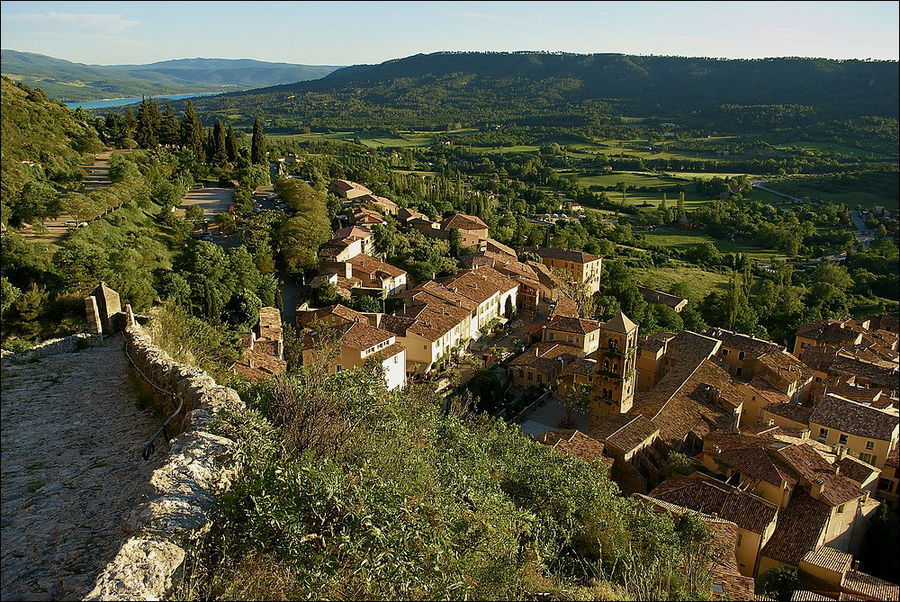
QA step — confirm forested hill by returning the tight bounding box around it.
[1,50,340,101]
[185,51,899,130]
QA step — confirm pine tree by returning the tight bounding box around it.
[677,191,686,219]
[225,124,238,163]
[135,97,152,148]
[160,102,179,146]
[251,118,266,165]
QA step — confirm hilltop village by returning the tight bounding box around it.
[224,175,900,601]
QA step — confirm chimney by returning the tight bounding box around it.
[836,447,847,460]
[811,478,826,500]
[248,357,254,369]
[833,464,840,476]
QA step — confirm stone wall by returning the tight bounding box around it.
[85,318,245,601]
[1,332,101,365]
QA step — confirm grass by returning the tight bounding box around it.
[637,228,786,261]
[631,264,729,302]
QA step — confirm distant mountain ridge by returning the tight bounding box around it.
[0,50,340,101]
[182,51,899,130]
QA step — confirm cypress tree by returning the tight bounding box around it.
[251,118,266,165]
[225,124,238,163]
[180,100,205,161]
[160,102,179,146]
[213,120,227,164]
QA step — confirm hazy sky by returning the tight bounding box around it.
[2,1,898,65]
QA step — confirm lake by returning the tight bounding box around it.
[65,92,219,110]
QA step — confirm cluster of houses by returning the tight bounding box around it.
[229,178,899,600]
[531,312,899,600]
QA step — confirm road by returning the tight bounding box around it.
[16,150,119,244]
[750,180,805,203]
[849,210,875,248]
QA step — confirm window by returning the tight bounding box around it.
[815,376,822,383]
[839,433,848,445]
[527,372,533,382]
[837,504,845,514]
[336,364,343,372]
[721,349,729,356]
[860,452,877,465]
[866,441,875,451]
[736,367,743,376]
[818,428,828,439]
[738,351,745,360]
[736,533,743,546]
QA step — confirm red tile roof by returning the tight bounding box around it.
[841,570,900,601]
[650,473,779,534]
[536,429,613,466]
[760,489,831,566]
[440,213,488,232]
[545,315,602,336]
[530,247,600,264]
[809,393,899,441]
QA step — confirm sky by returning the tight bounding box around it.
[1,1,898,66]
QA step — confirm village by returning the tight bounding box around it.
[221,175,900,601]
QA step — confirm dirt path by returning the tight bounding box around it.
[0,335,163,600]
[15,150,118,244]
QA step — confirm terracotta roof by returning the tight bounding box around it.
[348,253,407,278]
[705,433,799,489]
[835,456,879,484]
[809,394,899,441]
[886,445,899,468]
[297,303,368,326]
[357,193,397,210]
[552,293,579,318]
[402,280,479,312]
[634,358,741,445]
[341,321,394,352]
[232,351,287,381]
[509,342,581,375]
[604,311,637,334]
[484,237,516,258]
[841,570,900,601]
[707,327,783,358]
[764,402,814,425]
[559,357,597,379]
[381,297,470,342]
[592,414,659,455]
[330,179,372,194]
[761,489,831,566]
[789,590,838,601]
[397,206,426,222]
[545,315,602,336]
[640,332,676,353]
[650,473,779,534]
[527,260,564,289]
[801,546,853,574]
[637,285,688,310]
[774,443,864,507]
[536,429,612,466]
[797,319,864,345]
[332,225,373,242]
[370,341,405,363]
[441,266,518,305]
[530,247,600,264]
[440,213,488,232]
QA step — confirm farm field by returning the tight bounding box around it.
[637,228,787,261]
[630,264,729,302]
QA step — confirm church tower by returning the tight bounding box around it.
[591,311,638,429]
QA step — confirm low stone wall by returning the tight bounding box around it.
[1,332,100,365]
[85,319,245,601]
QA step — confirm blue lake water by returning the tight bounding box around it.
[65,92,219,110]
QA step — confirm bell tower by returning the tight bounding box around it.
[591,312,638,429]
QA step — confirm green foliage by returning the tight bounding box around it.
[183,368,709,601]
[1,76,101,226]
[146,301,241,377]
[757,565,800,602]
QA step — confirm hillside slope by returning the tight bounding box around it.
[0,76,101,224]
[1,50,340,101]
[182,51,899,130]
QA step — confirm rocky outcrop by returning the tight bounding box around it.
[85,318,245,601]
